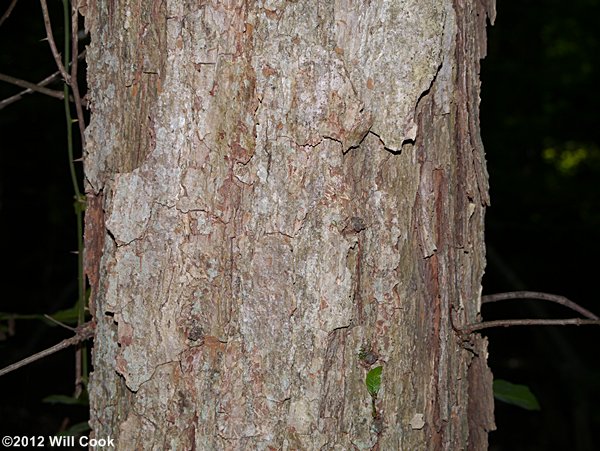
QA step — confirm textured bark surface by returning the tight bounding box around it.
[84,0,495,449]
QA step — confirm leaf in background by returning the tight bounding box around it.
[0,312,44,321]
[43,394,88,406]
[56,422,91,436]
[0,302,85,327]
[366,366,383,397]
[493,379,541,411]
[44,304,82,326]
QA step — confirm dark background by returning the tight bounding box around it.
[1,1,598,449]
[0,1,89,440]
[481,1,600,450]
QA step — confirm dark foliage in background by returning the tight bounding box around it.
[481,0,600,450]
[0,1,598,448]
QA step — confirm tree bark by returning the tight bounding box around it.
[83,0,496,449]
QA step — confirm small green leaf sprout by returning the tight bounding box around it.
[365,366,383,420]
[365,366,382,398]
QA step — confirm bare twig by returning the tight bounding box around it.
[39,0,70,83]
[482,291,599,320]
[460,291,600,334]
[0,72,67,101]
[0,0,19,28]
[463,318,600,334]
[0,71,88,109]
[0,321,94,377]
[0,51,87,110]
[74,346,84,397]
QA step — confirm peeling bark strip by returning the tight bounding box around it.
[84,0,495,449]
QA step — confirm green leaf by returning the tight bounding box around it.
[56,422,90,436]
[45,304,82,325]
[493,379,540,411]
[43,394,88,406]
[366,366,383,397]
[0,299,88,326]
[0,312,45,321]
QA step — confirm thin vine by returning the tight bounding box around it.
[61,0,87,397]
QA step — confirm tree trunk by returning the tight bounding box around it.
[83,0,496,449]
